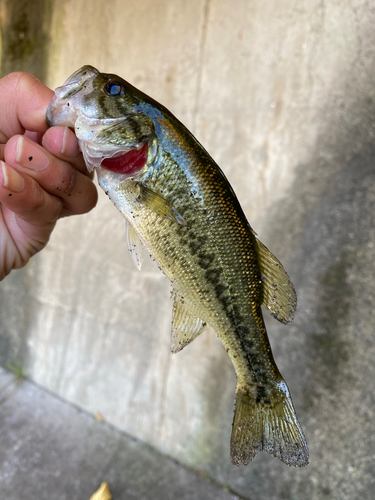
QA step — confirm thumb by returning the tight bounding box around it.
[0,72,53,141]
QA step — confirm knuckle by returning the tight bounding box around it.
[64,180,98,216]
[1,71,36,92]
[56,165,77,196]
[29,184,49,212]
[0,71,24,87]
[28,183,62,222]
[83,184,98,212]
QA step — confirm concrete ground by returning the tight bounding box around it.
[0,367,241,500]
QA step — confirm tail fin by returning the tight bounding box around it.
[230,381,309,467]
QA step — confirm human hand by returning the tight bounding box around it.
[0,72,98,281]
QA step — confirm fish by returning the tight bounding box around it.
[46,65,309,467]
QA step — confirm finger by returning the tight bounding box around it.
[24,130,41,143]
[41,126,92,178]
[0,130,43,163]
[0,161,62,228]
[4,135,98,217]
[0,72,53,141]
[0,162,59,263]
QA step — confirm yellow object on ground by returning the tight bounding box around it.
[90,482,112,500]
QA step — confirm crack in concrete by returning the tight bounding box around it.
[157,348,172,438]
[192,0,211,132]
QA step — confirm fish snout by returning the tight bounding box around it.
[46,66,100,128]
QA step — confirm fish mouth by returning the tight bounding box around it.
[100,142,149,175]
[46,64,156,175]
[46,66,100,128]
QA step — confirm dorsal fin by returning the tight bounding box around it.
[171,297,209,353]
[255,239,297,324]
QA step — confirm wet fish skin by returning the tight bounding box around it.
[47,66,309,467]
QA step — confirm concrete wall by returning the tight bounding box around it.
[1,1,375,498]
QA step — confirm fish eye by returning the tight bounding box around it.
[104,81,122,96]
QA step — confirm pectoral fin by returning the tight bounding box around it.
[255,239,297,324]
[136,184,187,225]
[171,297,209,353]
[125,220,143,270]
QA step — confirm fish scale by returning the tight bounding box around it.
[47,65,309,468]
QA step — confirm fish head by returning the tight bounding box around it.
[47,65,157,177]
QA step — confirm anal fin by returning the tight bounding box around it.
[126,220,143,270]
[255,238,297,324]
[171,297,209,353]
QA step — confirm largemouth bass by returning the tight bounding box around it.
[47,66,308,467]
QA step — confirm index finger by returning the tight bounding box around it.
[0,72,53,142]
[41,126,92,178]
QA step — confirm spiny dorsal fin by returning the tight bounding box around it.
[126,220,143,270]
[255,239,297,324]
[171,297,209,353]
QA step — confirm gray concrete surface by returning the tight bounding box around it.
[0,368,241,500]
[1,1,375,499]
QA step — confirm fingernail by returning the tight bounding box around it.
[60,126,80,157]
[61,126,68,155]
[16,135,49,171]
[0,161,25,192]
